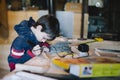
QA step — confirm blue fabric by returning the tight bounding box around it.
[8,17,39,71]
[13,17,39,49]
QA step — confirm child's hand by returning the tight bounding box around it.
[32,45,41,56]
[42,46,50,53]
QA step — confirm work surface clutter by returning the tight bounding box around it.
[2,37,120,80]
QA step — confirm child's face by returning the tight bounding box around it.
[38,32,50,42]
[31,25,51,42]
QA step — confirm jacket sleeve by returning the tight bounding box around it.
[9,38,35,64]
[10,48,35,64]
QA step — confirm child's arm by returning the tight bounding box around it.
[10,47,35,64]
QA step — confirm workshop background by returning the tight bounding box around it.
[0,0,120,79]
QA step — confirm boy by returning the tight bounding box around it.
[8,15,60,71]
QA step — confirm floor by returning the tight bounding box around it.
[0,68,9,79]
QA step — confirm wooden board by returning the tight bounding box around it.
[0,0,9,44]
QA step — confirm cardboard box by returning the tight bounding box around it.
[70,63,120,77]
[52,57,120,78]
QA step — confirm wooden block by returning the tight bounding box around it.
[73,13,89,38]
[65,2,82,13]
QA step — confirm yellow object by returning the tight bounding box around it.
[52,58,89,70]
[52,57,120,78]
[77,63,120,77]
[94,38,103,42]
[52,59,69,70]
[81,38,103,44]
[70,63,120,78]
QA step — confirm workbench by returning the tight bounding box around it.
[2,38,120,80]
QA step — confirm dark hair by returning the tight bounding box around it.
[33,15,60,40]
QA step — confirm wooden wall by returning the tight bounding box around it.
[0,0,9,44]
[8,11,39,43]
